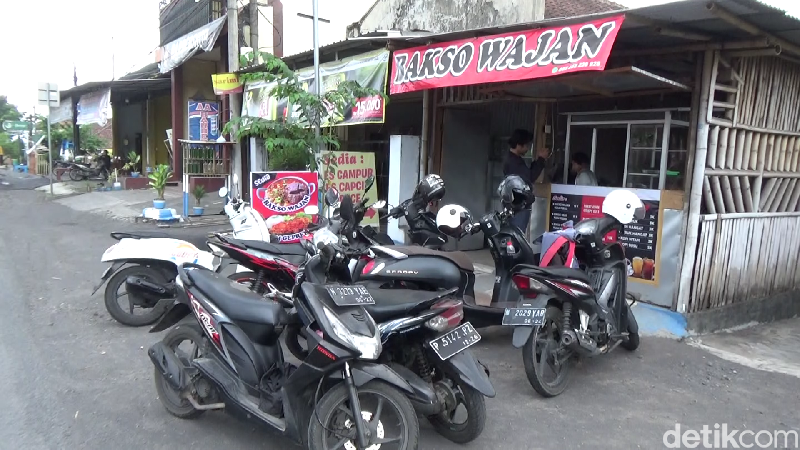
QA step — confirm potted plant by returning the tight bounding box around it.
[124,151,141,177]
[192,184,206,216]
[148,164,172,209]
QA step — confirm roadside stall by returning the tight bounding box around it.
[389,14,697,307]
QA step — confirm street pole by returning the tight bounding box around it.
[312,0,322,189]
[249,0,258,54]
[47,89,53,196]
[227,0,241,192]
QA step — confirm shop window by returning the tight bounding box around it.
[626,125,663,190]
[563,109,690,192]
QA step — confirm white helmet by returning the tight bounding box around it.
[436,204,472,238]
[602,190,646,224]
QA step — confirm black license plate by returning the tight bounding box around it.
[502,308,546,326]
[325,285,375,306]
[428,322,481,360]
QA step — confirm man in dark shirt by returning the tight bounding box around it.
[503,129,549,233]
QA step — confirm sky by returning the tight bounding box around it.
[1,0,799,114]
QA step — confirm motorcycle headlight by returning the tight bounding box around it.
[322,306,381,360]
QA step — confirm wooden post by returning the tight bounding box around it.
[676,49,715,314]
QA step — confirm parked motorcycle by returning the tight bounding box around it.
[148,245,424,449]
[500,189,643,397]
[68,162,109,181]
[327,195,495,444]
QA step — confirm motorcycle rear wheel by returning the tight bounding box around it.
[427,381,486,444]
[620,304,640,351]
[104,265,171,327]
[154,323,207,419]
[68,168,85,181]
[522,306,573,398]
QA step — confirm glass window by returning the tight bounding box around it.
[625,125,663,190]
[665,125,689,190]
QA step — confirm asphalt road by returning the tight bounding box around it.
[1,189,799,450]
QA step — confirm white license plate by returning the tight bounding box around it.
[428,322,481,360]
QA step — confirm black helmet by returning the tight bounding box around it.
[412,174,446,205]
[498,175,534,211]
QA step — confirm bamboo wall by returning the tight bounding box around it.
[688,53,800,313]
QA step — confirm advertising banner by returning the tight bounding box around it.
[187,100,220,141]
[77,89,111,126]
[241,49,389,127]
[390,15,625,95]
[548,184,661,284]
[322,151,379,226]
[212,73,244,95]
[250,171,320,243]
[49,97,73,124]
[158,15,226,74]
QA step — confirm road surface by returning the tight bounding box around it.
[0,189,798,449]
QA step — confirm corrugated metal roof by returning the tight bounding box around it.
[545,0,624,20]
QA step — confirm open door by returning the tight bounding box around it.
[440,109,491,251]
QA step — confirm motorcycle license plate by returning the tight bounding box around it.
[325,285,375,306]
[502,308,546,326]
[428,322,481,361]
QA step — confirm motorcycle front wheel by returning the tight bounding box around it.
[522,306,574,398]
[308,381,420,450]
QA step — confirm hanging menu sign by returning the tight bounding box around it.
[548,184,661,284]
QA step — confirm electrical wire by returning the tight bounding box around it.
[158,0,217,38]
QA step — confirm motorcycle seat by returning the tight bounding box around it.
[227,238,309,256]
[186,269,288,345]
[110,231,172,241]
[362,288,453,322]
[388,245,475,272]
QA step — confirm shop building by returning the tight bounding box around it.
[381,0,800,329]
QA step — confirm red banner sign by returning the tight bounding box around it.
[389,15,625,95]
[250,171,320,243]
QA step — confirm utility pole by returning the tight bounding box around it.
[312,0,322,163]
[111,36,115,80]
[249,0,258,55]
[227,0,241,186]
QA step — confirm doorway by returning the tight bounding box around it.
[593,126,627,187]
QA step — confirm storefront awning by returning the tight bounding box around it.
[479,66,690,100]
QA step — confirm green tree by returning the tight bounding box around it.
[224,52,386,177]
[35,121,109,154]
[0,96,23,160]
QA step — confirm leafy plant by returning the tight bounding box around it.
[123,150,140,173]
[224,51,387,181]
[193,184,206,206]
[148,164,172,200]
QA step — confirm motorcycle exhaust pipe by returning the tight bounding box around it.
[126,276,174,299]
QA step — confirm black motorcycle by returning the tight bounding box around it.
[69,162,109,181]
[312,195,495,444]
[148,246,425,449]
[505,214,641,398]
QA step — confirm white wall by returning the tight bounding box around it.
[259,0,375,58]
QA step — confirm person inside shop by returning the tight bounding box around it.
[570,152,598,186]
[503,128,550,231]
[98,150,112,173]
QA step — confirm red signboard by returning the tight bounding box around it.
[250,171,320,243]
[389,15,625,95]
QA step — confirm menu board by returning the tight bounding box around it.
[250,171,320,243]
[548,185,661,284]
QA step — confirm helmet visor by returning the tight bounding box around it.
[633,206,646,220]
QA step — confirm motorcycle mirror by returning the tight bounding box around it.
[364,175,375,194]
[340,195,355,223]
[371,200,386,209]
[305,205,319,215]
[218,187,228,198]
[325,187,340,207]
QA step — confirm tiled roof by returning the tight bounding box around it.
[545,0,624,19]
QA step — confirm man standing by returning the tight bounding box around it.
[503,129,550,232]
[570,152,598,186]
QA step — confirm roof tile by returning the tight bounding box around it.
[545,0,624,19]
